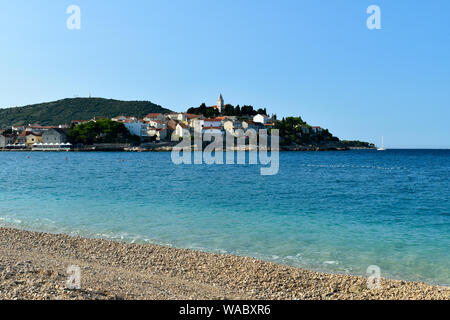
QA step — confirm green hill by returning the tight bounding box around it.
[0,98,172,128]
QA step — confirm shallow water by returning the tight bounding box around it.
[0,150,448,286]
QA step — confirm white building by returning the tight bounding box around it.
[203,118,223,128]
[242,121,265,132]
[175,123,189,140]
[253,114,270,125]
[112,116,130,122]
[147,120,166,129]
[202,127,224,136]
[223,120,243,134]
[148,128,167,141]
[168,113,187,122]
[191,119,205,131]
[144,113,165,122]
[0,135,14,148]
[123,121,148,137]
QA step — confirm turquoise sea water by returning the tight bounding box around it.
[0,150,448,286]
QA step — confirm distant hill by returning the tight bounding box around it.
[0,98,172,128]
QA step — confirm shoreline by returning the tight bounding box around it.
[0,146,376,153]
[0,227,448,300]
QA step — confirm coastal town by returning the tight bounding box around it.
[0,94,372,151]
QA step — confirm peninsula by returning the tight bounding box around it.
[0,95,374,151]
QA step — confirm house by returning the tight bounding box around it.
[185,114,202,120]
[185,114,202,127]
[42,128,68,144]
[311,126,323,134]
[167,119,178,131]
[300,126,310,134]
[112,115,129,122]
[148,128,168,141]
[71,120,91,126]
[202,127,224,136]
[112,116,138,123]
[26,124,58,134]
[223,120,243,134]
[203,118,223,128]
[123,120,148,137]
[191,119,205,131]
[12,125,25,133]
[144,113,165,122]
[147,120,166,129]
[0,134,14,148]
[167,113,187,122]
[17,131,42,146]
[175,123,189,140]
[253,114,270,125]
[242,121,265,131]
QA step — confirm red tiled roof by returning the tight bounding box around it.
[184,114,201,119]
[19,131,41,137]
[28,125,57,129]
[204,118,223,122]
[145,113,163,118]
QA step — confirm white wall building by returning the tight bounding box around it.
[191,119,205,131]
[168,113,187,122]
[123,121,148,137]
[144,113,165,122]
[175,123,189,139]
[148,128,167,141]
[0,135,14,148]
[147,120,166,129]
[202,127,224,136]
[253,114,270,125]
[203,118,222,128]
[223,120,243,134]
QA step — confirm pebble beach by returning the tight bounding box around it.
[0,227,448,300]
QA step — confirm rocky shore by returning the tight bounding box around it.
[0,227,448,300]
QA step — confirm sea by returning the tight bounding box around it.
[0,149,448,286]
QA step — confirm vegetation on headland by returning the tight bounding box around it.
[274,117,338,146]
[341,140,375,148]
[68,119,140,145]
[0,98,171,128]
[187,103,268,118]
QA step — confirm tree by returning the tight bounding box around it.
[256,108,267,115]
[223,104,235,116]
[1,128,13,136]
[68,119,140,145]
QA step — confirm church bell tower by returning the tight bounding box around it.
[217,93,224,114]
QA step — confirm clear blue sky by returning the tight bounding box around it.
[0,0,449,148]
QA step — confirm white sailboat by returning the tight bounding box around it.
[377,136,386,151]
